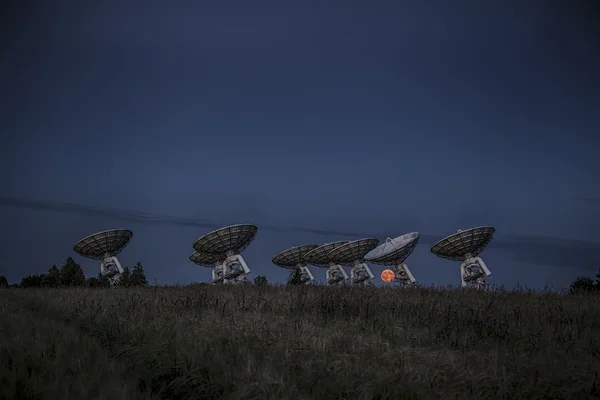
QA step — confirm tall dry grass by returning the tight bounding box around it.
[1,284,599,399]
[0,293,158,400]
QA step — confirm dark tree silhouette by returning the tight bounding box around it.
[569,276,598,294]
[254,275,268,286]
[120,267,132,287]
[116,262,148,287]
[59,257,86,287]
[130,262,148,287]
[20,274,45,288]
[0,275,9,288]
[86,277,101,287]
[42,265,61,287]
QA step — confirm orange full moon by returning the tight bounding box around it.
[381,269,395,283]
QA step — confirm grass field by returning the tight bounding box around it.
[1,285,599,400]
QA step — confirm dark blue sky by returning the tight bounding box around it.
[2,1,599,288]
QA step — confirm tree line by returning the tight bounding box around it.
[0,260,272,288]
[569,269,600,294]
[0,257,148,288]
[2,263,598,292]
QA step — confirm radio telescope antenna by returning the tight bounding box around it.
[189,251,227,284]
[193,224,258,284]
[365,232,420,287]
[272,244,319,285]
[304,241,349,285]
[430,226,495,289]
[328,238,380,286]
[74,229,133,288]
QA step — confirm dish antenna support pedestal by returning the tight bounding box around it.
[100,256,125,287]
[192,224,258,285]
[392,263,417,286]
[304,241,349,286]
[328,238,380,286]
[74,229,133,288]
[460,255,491,289]
[221,250,251,283]
[272,245,319,285]
[365,233,420,287]
[349,260,375,285]
[189,251,226,284]
[212,265,224,284]
[430,226,495,290]
[325,264,349,285]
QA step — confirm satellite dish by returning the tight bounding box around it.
[272,244,319,285]
[189,251,227,284]
[304,241,349,285]
[328,238,379,286]
[430,226,495,289]
[365,232,419,287]
[73,229,133,287]
[192,224,258,284]
[193,224,257,254]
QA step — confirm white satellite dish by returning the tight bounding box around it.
[74,229,133,288]
[365,232,419,286]
[430,226,495,289]
[189,251,227,284]
[193,224,258,284]
[304,241,349,285]
[328,238,379,286]
[272,244,319,285]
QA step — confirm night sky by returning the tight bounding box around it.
[2,1,599,289]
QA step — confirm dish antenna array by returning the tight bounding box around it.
[192,224,258,284]
[272,244,319,285]
[189,251,227,284]
[304,241,350,285]
[327,238,380,286]
[365,232,420,286]
[430,226,495,289]
[73,229,133,287]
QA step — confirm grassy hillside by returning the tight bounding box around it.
[0,291,157,400]
[1,285,599,399]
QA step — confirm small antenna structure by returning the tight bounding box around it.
[365,232,420,287]
[327,238,380,286]
[193,224,258,284]
[304,241,349,285]
[74,229,133,287]
[272,244,319,285]
[430,226,495,289]
[189,251,227,284]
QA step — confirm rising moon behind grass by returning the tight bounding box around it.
[381,269,395,283]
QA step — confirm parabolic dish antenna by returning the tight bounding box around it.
[189,251,227,284]
[303,241,348,267]
[272,244,318,269]
[328,238,379,266]
[272,244,319,285]
[193,224,257,254]
[192,224,258,284]
[189,251,226,268]
[328,238,379,286]
[74,229,133,260]
[430,226,495,261]
[430,226,496,289]
[365,232,419,286]
[73,229,133,288]
[304,241,349,285]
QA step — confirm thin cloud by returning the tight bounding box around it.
[2,196,599,272]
